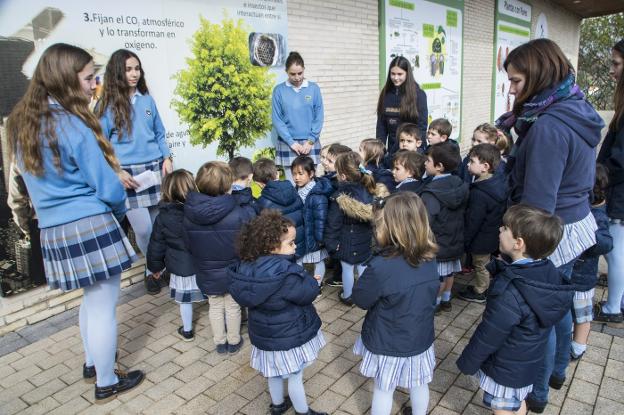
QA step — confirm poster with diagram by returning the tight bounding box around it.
[381,0,463,140]
[492,0,531,121]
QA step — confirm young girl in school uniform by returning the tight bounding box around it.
[229,210,327,415]
[7,43,143,402]
[352,192,439,415]
[96,49,172,294]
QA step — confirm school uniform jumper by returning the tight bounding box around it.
[376,86,428,154]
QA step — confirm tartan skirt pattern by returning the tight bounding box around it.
[250,330,326,378]
[477,370,532,411]
[437,259,461,279]
[549,213,597,268]
[353,336,436,391]
[572,288,595,324]
[122,159,163,209]
[40,213,138,292]
[275,138,321,166]
[169,273,207,304]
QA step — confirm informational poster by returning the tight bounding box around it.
[380,0,463,140]
[492,0,531,120]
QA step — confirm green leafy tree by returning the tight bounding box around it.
[172,16,274,160]
[577,13,624,110]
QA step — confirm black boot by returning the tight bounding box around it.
[94,369,144,403]
[270,397,292,415]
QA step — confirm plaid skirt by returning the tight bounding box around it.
[438,259,461,279]
[549,213,597,268]
[170,273,207,304]
[250,330,326,378]
[275,138,321,166]
[477,370,532,412]
[353,336,436,391]
[40,213,138,292]
[572,288,595,324]
[122,159,163,209]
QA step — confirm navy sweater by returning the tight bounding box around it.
[376,86,428,154]
[353,254,438,357]
[508,98,604,223]
[597,117,624,219]
[457,259,574,388]
[464,174,507,255]
[228,255,321,351]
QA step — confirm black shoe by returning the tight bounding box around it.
[177,326,194,342]
[401,405,412,415]
[216,343,228,354]
[326,279,343,287]
[570,350,585,361]
[84,351,119,383]
[94,369,144,403]
[270,397,292,415]
[458,286,486,303]
[228,338,244,354]
[296,409,328,415]
[339,292,353,306]
[593,304,624,323]
[526,395,547,414]
[145,275,161,295]
[439,300,452,312]
[548,374,565,390]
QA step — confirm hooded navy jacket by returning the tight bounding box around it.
[571,204,613,291]
[353,254,438,357]
[376,86,428,154]
[257,180,305,257]
[231,187,258,212]
[464,173,508,255]
[420,175,469,261]
[597,117,624,220]
[509,98,604,223]
[147,202,195,277]
[456,259,574,388]
[228,255,321,351]
[183,192,256,295]
[365,163,396,193]
[301,177,333,254]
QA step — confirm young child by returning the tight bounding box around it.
[420,141,469,312]
[97,49,172,295]
[184,162,255,354]
[322,143,352,188]
[397,122,425,153]
[324,151,389,305]
[458,144,507,303]
[229,210,327,415]
[147,170,200,341]
[352,192,439,415]
[392,151,427,193]
[359,138,395,192]
[457,204,574,415]
[426,118,454,146]
[254,158,305,257]
[229,156,256,211]
[291,155,334,282]
[458,123,511,183]
[571,164,613,357]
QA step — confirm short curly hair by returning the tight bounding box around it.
[238,210,295,261]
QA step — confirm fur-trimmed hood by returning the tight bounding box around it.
[334,182,389,222]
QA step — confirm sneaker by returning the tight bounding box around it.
[593,304,623,323]
[548,374,565,390]
[177,326,194,342]
[94,369,145,403]
[439,300,452,312]
[84,351,118,383]
[145,275,161,295]
[216,343,228,354]
[339,292,353,306]
[270,397,292,415]
[228,338,244,354]
[458,286,487,303]
[525,395,547,414]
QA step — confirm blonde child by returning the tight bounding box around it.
[359,138,395,192]
[459,123,511,183]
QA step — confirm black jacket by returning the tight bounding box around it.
[571,204,613,291]
[324,182,389,264]
[376,86,428,153]
[457,259,574,388]
[184,192,256,295]
[232,187,258,212]
[146,202,195,277]
[420,175,469,261]
[257,180,305,257]
[366,163,396,193]
[464,174,507,254]
[228,255,321,351]
[597,117,624,219]
[353,254,438,357]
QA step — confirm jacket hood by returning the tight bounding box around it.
[471,173,507,203]
[335,182,389,222]
[228,255,296,307]
[423,175,468,210]
[185,191,235,225]
[545,99,604,148]
[262,180,299,206]
[310,177,334,197]
[232,187,254,205]
[488,259,574,328]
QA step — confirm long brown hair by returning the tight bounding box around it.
[611,39,624,131]
[374,192,437,266]
[377,56,420,121]
[334,151,376,194]
[7,43,119,176]
[504,39,573,116]
[95,49,149,140]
